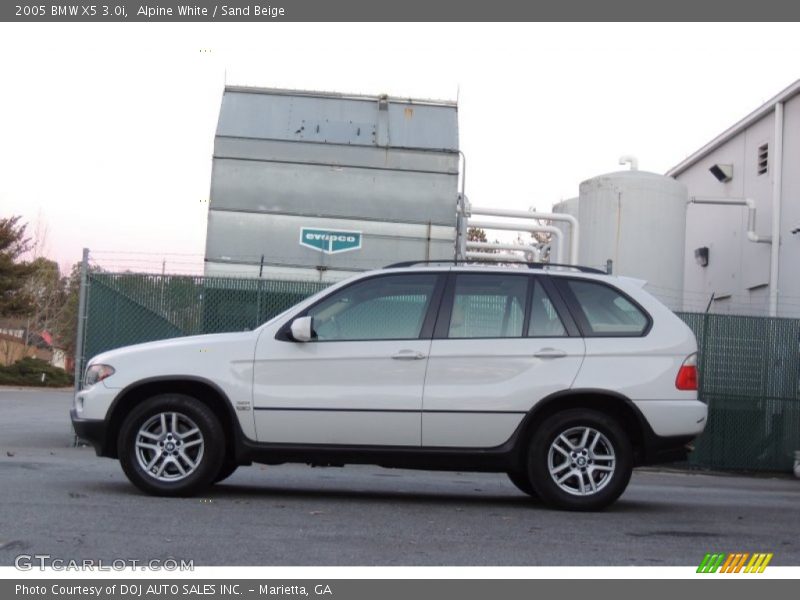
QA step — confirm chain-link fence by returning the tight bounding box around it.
[76,271,800,473]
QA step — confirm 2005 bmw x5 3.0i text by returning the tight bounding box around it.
[71,263,706,510]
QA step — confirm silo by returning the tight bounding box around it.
[573,170,688,310]
[551,197,579,263]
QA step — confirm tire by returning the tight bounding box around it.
[118,394,225,497]
[214,461,239,484]
[527,409,632,511]
[507,470,538,497]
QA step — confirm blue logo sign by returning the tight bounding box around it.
[300,228,362,254]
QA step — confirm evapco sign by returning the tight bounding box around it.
[300,228,362,254]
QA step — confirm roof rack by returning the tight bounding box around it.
[383,259,607,274]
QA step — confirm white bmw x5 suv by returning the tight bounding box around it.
[72,263,706,510]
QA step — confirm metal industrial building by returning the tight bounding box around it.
[205,86,460,282]
[667,79,800,318]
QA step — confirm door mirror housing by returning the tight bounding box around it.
[290,316,314,342]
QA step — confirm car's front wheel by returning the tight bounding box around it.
[528,409,632,511]
[506,470,537,497]
[118,394,225,496]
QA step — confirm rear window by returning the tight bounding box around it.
[565,279,649,336]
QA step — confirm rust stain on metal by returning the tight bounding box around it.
[404,107,414,119]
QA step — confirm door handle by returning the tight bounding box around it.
[391,350,427,360]
[533,348,568,359]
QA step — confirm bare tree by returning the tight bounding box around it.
[28,210,51,260]
[22,258,68,349]
[522,206,556,262]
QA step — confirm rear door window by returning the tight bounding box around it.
[562,279,649,336]
[447,274,528,339]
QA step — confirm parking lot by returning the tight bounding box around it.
[1,387,798,566]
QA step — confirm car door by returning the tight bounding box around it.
[252,272,445,446]
[422,272,586,448]
[552,277,667,400]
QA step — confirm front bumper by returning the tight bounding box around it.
[71,409,109,456]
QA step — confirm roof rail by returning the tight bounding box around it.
[383,259,607,274]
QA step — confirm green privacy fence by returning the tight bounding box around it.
[676,312,800,472]
[80,272,800,472]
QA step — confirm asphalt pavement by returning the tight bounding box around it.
[1,388,798,566]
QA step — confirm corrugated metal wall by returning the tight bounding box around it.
[205,88,460,281]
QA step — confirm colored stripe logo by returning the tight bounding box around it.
[697,552,773,573]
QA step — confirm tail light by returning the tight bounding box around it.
[675,353,698,391]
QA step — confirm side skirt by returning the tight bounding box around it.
[239,439,520,473]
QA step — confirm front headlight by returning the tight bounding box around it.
[84,364,115,388]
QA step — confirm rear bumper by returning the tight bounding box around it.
[71,409,109,456]
[633,399,707,437]
[639,432,696,465]
[631,398,706,465]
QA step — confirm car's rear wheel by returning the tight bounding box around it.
[506,470,537,497]
[528,409,632,511]
[118,394,225,496]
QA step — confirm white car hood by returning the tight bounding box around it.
[88,331,259,389]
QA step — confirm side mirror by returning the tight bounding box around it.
[290,316,314,342]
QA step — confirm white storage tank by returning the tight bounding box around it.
[551,197,579,262]
[567,170,688,310]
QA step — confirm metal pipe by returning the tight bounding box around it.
[769,103,784,317]
[469,206,579,265]
[73,248,89,394]
[456,194,469,260]
[619,155,639,171]
[689,197,771,244]
[467,241,541,262]
[458,150,467,196]
[468,220,563,264]
[465,251,527,262]
[467,241,540,252]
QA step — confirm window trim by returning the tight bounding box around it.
[275,271,447,343]
[553,277,653,338]
[528,276,579,338]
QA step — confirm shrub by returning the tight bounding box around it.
[0,357,73,387]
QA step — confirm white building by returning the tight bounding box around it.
[667,79,800,318]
